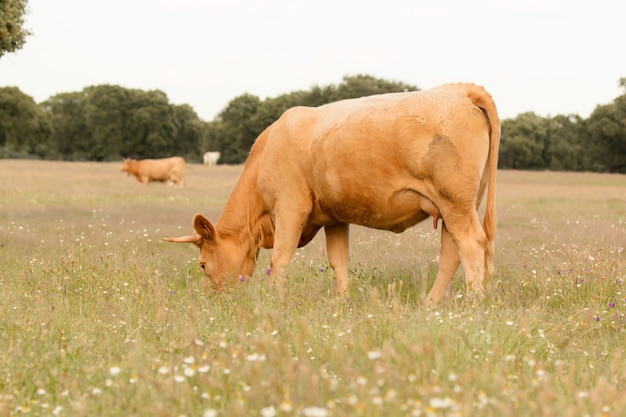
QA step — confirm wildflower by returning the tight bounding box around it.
[280,400,293,412]
[266,269,272,275]
[303,406,329,417]
[247,353,266,362]
[261,406,277,417]
[183,356,195,364]
[109,366,121,376]
[429,397,455,409]
[609,302,616,308]
[92,388,103,395]
[367,350,382,360]
[198,365,210,373]
[203,409,218,417]
[174,375,186,383]
[593,316,600,321]
[238,276,245,283]
[158,366,170,375]
[371,396,383,405]
[184,367,195,377]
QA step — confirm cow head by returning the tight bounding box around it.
[120,158,134,174]
[163,214,251,290]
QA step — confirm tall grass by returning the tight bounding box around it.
[0,161,625,416]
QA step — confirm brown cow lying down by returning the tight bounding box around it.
[165,83,500,303]
[121,157,186,187]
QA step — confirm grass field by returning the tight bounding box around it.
[1,160,625,417]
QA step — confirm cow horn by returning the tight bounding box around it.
[162,234,202,244]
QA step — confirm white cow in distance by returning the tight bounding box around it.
[203,151,221,166]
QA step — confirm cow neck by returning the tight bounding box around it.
[215,159,265,261]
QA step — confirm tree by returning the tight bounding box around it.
[172,103,205,162]
[81,85,134,160]
[0,87,51,157]
[546,114,586,171]
[40,92,89,160]
[40,85,206,161]
[211,74,420,164]
[499,113,550,169]
[125,89,177,158]
[328,74,417,101]
[0,0,31,57]
[586,102,626,172]
[215,94,261,164]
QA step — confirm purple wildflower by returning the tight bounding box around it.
[593,315,600,321]
[266,268,272,275]
[238,276,245,283]
[609,302,616,308]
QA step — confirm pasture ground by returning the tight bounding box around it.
[1,160,625,416]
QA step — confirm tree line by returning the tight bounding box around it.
[0,75,625,172]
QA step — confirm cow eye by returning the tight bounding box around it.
[199,262,206,271]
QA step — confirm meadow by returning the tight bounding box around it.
[0,159,625,417]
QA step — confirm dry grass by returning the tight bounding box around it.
[0,160,625,416]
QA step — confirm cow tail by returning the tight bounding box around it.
[468,85,501,281]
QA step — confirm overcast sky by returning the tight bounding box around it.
[1,0,625,121]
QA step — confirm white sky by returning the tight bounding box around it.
[1,0,625,121]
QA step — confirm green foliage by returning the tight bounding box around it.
[37,85,206,161]
[547,114,587,171]
[499,78,626,173]
[0,0,30,57]
[586,97,626,173]
[0,86,51,157]
[209,74,419,164]
[500,113,547,169]
[1,73,625,171]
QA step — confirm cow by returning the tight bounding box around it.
[121,156,186,187]
[203,151,221,166]
[164,83,500,304]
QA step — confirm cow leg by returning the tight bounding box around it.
[426,223,460,304]
[324,223,350,298]
[444,212,487,300]
[268,203,310,293]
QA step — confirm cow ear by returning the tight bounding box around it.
[193,214,217,243]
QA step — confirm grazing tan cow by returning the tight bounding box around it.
[164,83,500,303]
[121,156,186,187]
[203,151,221,166]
